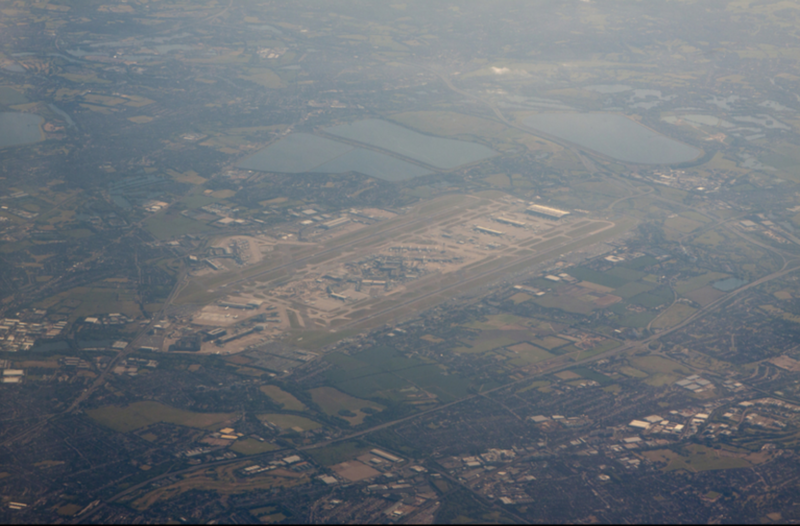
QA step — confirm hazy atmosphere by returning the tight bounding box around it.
[2,0,800,523]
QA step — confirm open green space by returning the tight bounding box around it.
[260,385,306,411]
[651,303,697,329]
[643,444,754,472]
[230,439,280,455]
[87,401,234,433]
[309,386,384,426]
[617,311,656,328]
[324,346,472,403]
[256,413,322,431]
[144,213,213,240]
[568,366,615,385]
[675,272,730,295]
[568,266,631,288]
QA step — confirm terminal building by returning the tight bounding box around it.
[525,204,570,220]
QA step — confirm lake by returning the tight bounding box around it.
[0,112,44,148]
[523,112,702,164]
[324,119,497,169]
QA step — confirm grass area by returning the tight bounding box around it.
[130,462,308,511]
[643,444,757,472]
[664,216,704,234]
[454,336,521,354]
[260,385,306,411]
[531,335,571,350]
[675,272,730,295]
[576,339,621,360]
[287,329,359,350]
[631,355,691,376]
[257,413,321,431]
[87,401,234,433]
[568,266,631,288]
[309,386,384,426]
[650,303,697,329]
[324,346,472,403]
[240,68,285,89]
[569,366,614,385]
[516,380,550,393]
[620,366,649,378]
[305,440,370,466]
[230,439,280,455]
[617,312,656,328]
[389,110,509,140]
[629,288,672,308]
[506,342,554,365]
[533,294,596,315]
[509,292,532,304]
[144,213,212,240]
[34,285,142,321]
[467,313,531,330]
[614,281,657,299]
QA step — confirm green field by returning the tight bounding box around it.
[569,366,615,385]
[675,272,730,295]
[454,335,521,354]
[631,355,691,376]
[324,346,472,403]
[230,439,280,455]
[506,342,554,365]
[389,110,509,141]
[651,303,697,329]
[144,213,212,240]
[257,413,321,431]
[643,445,754,472]
[260,385,306,411]
[617,312,657,328]
[614,281,657,299]
[568,266,631,288]
[619,366,649,378]
[87,401,235,433]
[309,386,384,426]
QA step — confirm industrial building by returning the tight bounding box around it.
[321,216,350,229]
[474,225,504,236]
[495,217,526,227]
[525,204,570,220]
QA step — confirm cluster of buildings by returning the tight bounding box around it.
[0,318,67,352]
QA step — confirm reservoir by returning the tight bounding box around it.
[236,132,432,182]
[0,112,44,148]
[523,112,702,164]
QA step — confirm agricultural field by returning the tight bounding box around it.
[87,402,235,433]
